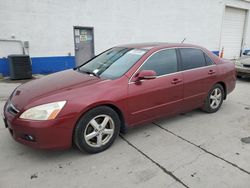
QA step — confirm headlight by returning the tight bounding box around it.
[19,101,66,120]
[235,60,242,67]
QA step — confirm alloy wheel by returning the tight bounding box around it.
[209,88,222,109]
[84,115,115,148]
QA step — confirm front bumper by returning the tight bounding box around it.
[236,66,250,75]
[3,101,76,150]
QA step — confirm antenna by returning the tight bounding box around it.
[181,37,186,43]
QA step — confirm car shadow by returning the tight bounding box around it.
[12,142,88,161]
[237,77,250,82]
[122,109,204,136]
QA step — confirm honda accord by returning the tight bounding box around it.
[3,43,236,153]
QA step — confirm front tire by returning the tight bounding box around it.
[202,84,224,113]
[74,106,120,153]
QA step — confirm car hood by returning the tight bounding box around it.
[10,69,104,110]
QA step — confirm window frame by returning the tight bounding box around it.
[129,47,216,84]
[129,48,181,83]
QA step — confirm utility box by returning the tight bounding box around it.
[8,54,32,80]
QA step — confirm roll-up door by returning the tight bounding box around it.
[220,7,246,59]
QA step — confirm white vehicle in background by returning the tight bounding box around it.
[235,51,250,78]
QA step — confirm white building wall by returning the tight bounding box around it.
[0,0,249,57]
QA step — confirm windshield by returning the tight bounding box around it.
[78,47,148,79]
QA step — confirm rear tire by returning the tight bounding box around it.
[202,84,224,113]
[74,106,120,153]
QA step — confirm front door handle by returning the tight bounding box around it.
[171,78,182,84]
[208,70,216,75]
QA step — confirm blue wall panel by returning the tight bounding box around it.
[0,56,75,76]
[0,58,9,76]
[32,56,75,74]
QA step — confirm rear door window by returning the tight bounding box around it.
[179,48,206,70]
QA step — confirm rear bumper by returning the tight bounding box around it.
[3,104,76,150]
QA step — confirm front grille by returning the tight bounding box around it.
[7,103,20,115]
[243,64,250,68]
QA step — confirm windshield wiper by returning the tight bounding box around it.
[78,69,99,78]
[73,67,79,70]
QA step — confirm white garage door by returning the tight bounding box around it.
[220,7,246,59]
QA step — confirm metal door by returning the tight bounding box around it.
[128,73,183,126]
[220,7,247,59]
[74,27,94,66]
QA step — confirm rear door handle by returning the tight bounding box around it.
[208,70,216,75]
[171,78,182,84]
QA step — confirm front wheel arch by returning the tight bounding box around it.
[104,104,127,133]
[73,105,121,153]
[72,104,126,144]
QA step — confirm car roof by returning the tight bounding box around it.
[116,42,204,50]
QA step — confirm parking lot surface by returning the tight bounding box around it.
[0,78,250,188]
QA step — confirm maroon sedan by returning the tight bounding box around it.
[3,43,236,153]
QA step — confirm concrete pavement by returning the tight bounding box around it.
[0,78,250,188]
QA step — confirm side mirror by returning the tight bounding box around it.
[136,70,157,81]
